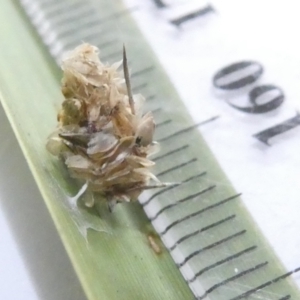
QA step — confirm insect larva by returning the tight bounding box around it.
[46,43,164,209]
[147,234,162,255]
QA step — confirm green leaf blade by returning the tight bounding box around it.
[0,1,194,299]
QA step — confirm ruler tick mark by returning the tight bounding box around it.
[151,107,161,114]
[156,119,172,128]
[160,193,241,235]
[132,82,148,92]
[142,172,206,206]
[104,6,139,22]
[170,5,215,27]
[52,7,93,27]
[170,214,236,251]
[153,145,189,162]
[158,116,219,142]
[40,0,75,9]
[200,214,235,232]
[75,7,140,28]
[177,230,247,267]
[96,39,118,50]
[132,66,154,78]
[279,296,291,300]
[43,2,83,19]
[102,51,121,62]
[188,245,257,282]
[152,0,167,9]
[37,1,63,10]
[54,7,139,38]
[150,185,215,221]
[229,266,300,300]
[197,261,268,300]
[156,158,197,177]
[52,20,101,41]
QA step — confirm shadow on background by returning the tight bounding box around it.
[0,104,86,300]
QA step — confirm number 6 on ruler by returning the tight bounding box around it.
[213,60,300,145]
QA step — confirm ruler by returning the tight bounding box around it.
[10,0,300,299]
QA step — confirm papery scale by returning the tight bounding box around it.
[46,43,161,206]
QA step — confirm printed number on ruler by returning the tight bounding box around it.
[150,0,215,26]
[213,61,300,145]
